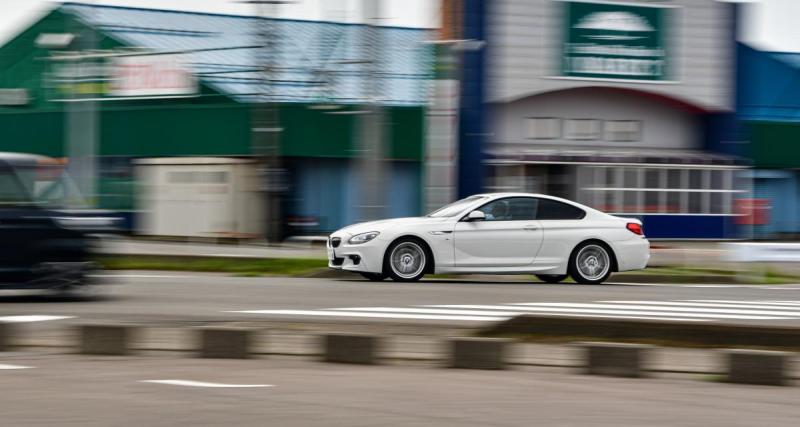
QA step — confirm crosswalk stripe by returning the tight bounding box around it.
[428,304,790,320]
[226,310,507,322]
[600,300,800,311]
[685,300,800,306]
[227,309,709,323]
[511,302,799,319]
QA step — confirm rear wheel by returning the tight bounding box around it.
[384,239,429,282]
[535,274,568,284]
[360,272,387,282]
[568,242,612,285]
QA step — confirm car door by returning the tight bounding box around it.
[454,197,543,267]
[532,197,589,268]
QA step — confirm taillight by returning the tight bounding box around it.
[626,222,643,236]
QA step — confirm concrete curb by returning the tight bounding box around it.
[2,323,798,385]
[482,315,800,349]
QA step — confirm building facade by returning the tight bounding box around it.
[470,0,747,238]
[0,3,433,236]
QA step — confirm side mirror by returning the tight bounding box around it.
[465,210,486,222]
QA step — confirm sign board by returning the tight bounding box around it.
[561,1,673,81]
[110,55,197,97]
[49,54,197,100]
[0,89,29,106]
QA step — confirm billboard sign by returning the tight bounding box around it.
[561,1,673,81]
[49,54,197,100]
[110,55,196,97]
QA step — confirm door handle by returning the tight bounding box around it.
[523,225,539,231]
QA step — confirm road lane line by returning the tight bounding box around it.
[0,315,74,323]
[225,310,507,322]
[140,380,273,388]
[431,304,790,320]
[511,302,800,318]
[229,308,710,322]
[685,300,800,306]
[0,364,33,370]
[599,300,800,311]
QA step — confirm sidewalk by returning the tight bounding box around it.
[96,236,327,259]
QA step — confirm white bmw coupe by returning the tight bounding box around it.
[327,193,649,284]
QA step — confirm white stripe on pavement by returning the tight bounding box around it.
[599,300,800,311]
[685,300,800,307]
[0,364,33,370]
[511,302,800,319]
[431,304,791,320]
[140,380,273,388]
[0,315,74,323]
[227,308,709,323]
[226,310,507,322]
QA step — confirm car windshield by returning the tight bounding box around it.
[426,195,487,218]
[0,163,87,208]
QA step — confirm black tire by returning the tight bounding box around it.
[568,241,613,285]
[384,238,430,282]
[360,272,387,282]
[535,274,568,284]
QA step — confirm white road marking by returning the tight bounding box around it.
[510,302,796,319]
[226,310,506,322]
[140,380,273,388]
[228,299,800,323]
[0,315,74,323]
[601,300,800,311]
[91,274,198,279]
[0,364,33,370]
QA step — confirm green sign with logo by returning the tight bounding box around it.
[561,1,672,81]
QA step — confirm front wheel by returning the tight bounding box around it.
[535,274,568,284]
[360,272,387,282]
[568,242,613,285]
[384,239,429,282]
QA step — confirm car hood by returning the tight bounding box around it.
[336,216,449,236]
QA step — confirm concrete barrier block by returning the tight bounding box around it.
[0,322,14,351]
[323,334,380,365]
[449,337,512,370]
[79,324,134,355]
[580,342,651,378]
[724,349,791,386]
[197,327,254,359]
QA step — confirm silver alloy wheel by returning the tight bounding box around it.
[575,244,610,281]
[390,242,426,279]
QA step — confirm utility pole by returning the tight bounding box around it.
[66,14,98,208]
[246,0,290,243]
[356,0,387,222]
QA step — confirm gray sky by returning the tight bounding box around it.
[0,0,797,52]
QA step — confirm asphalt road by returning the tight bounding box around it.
[2,272,800,328]
[0,353,798,427]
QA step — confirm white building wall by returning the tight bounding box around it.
[491,89,699,151]
[487,0,736,112]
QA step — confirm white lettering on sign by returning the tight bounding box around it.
[110,55,197,97]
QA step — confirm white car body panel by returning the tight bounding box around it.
[327,193,649,277]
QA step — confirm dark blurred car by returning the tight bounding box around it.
[0,153,119,293]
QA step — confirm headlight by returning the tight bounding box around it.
[348,231,380,245]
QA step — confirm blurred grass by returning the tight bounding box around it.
[97,255,327,277]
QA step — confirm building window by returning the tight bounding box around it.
[605,120,641,142]
[577,166,743,215]
[565,119,600,140]
[524,117,560,139]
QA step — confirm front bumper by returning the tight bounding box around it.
[327,235,385,273]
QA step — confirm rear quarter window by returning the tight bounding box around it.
[536,198,586,220]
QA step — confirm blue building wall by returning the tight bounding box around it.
[457,0,487,198]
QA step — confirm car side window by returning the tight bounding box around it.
[535,198,586,220]
[476,198,538,221]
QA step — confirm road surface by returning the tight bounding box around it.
[0,353,798,427]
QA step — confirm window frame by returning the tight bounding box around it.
[524,117,561,140]
[534,197,587,221]
[605,120,642,143]
[564,118,601,141]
